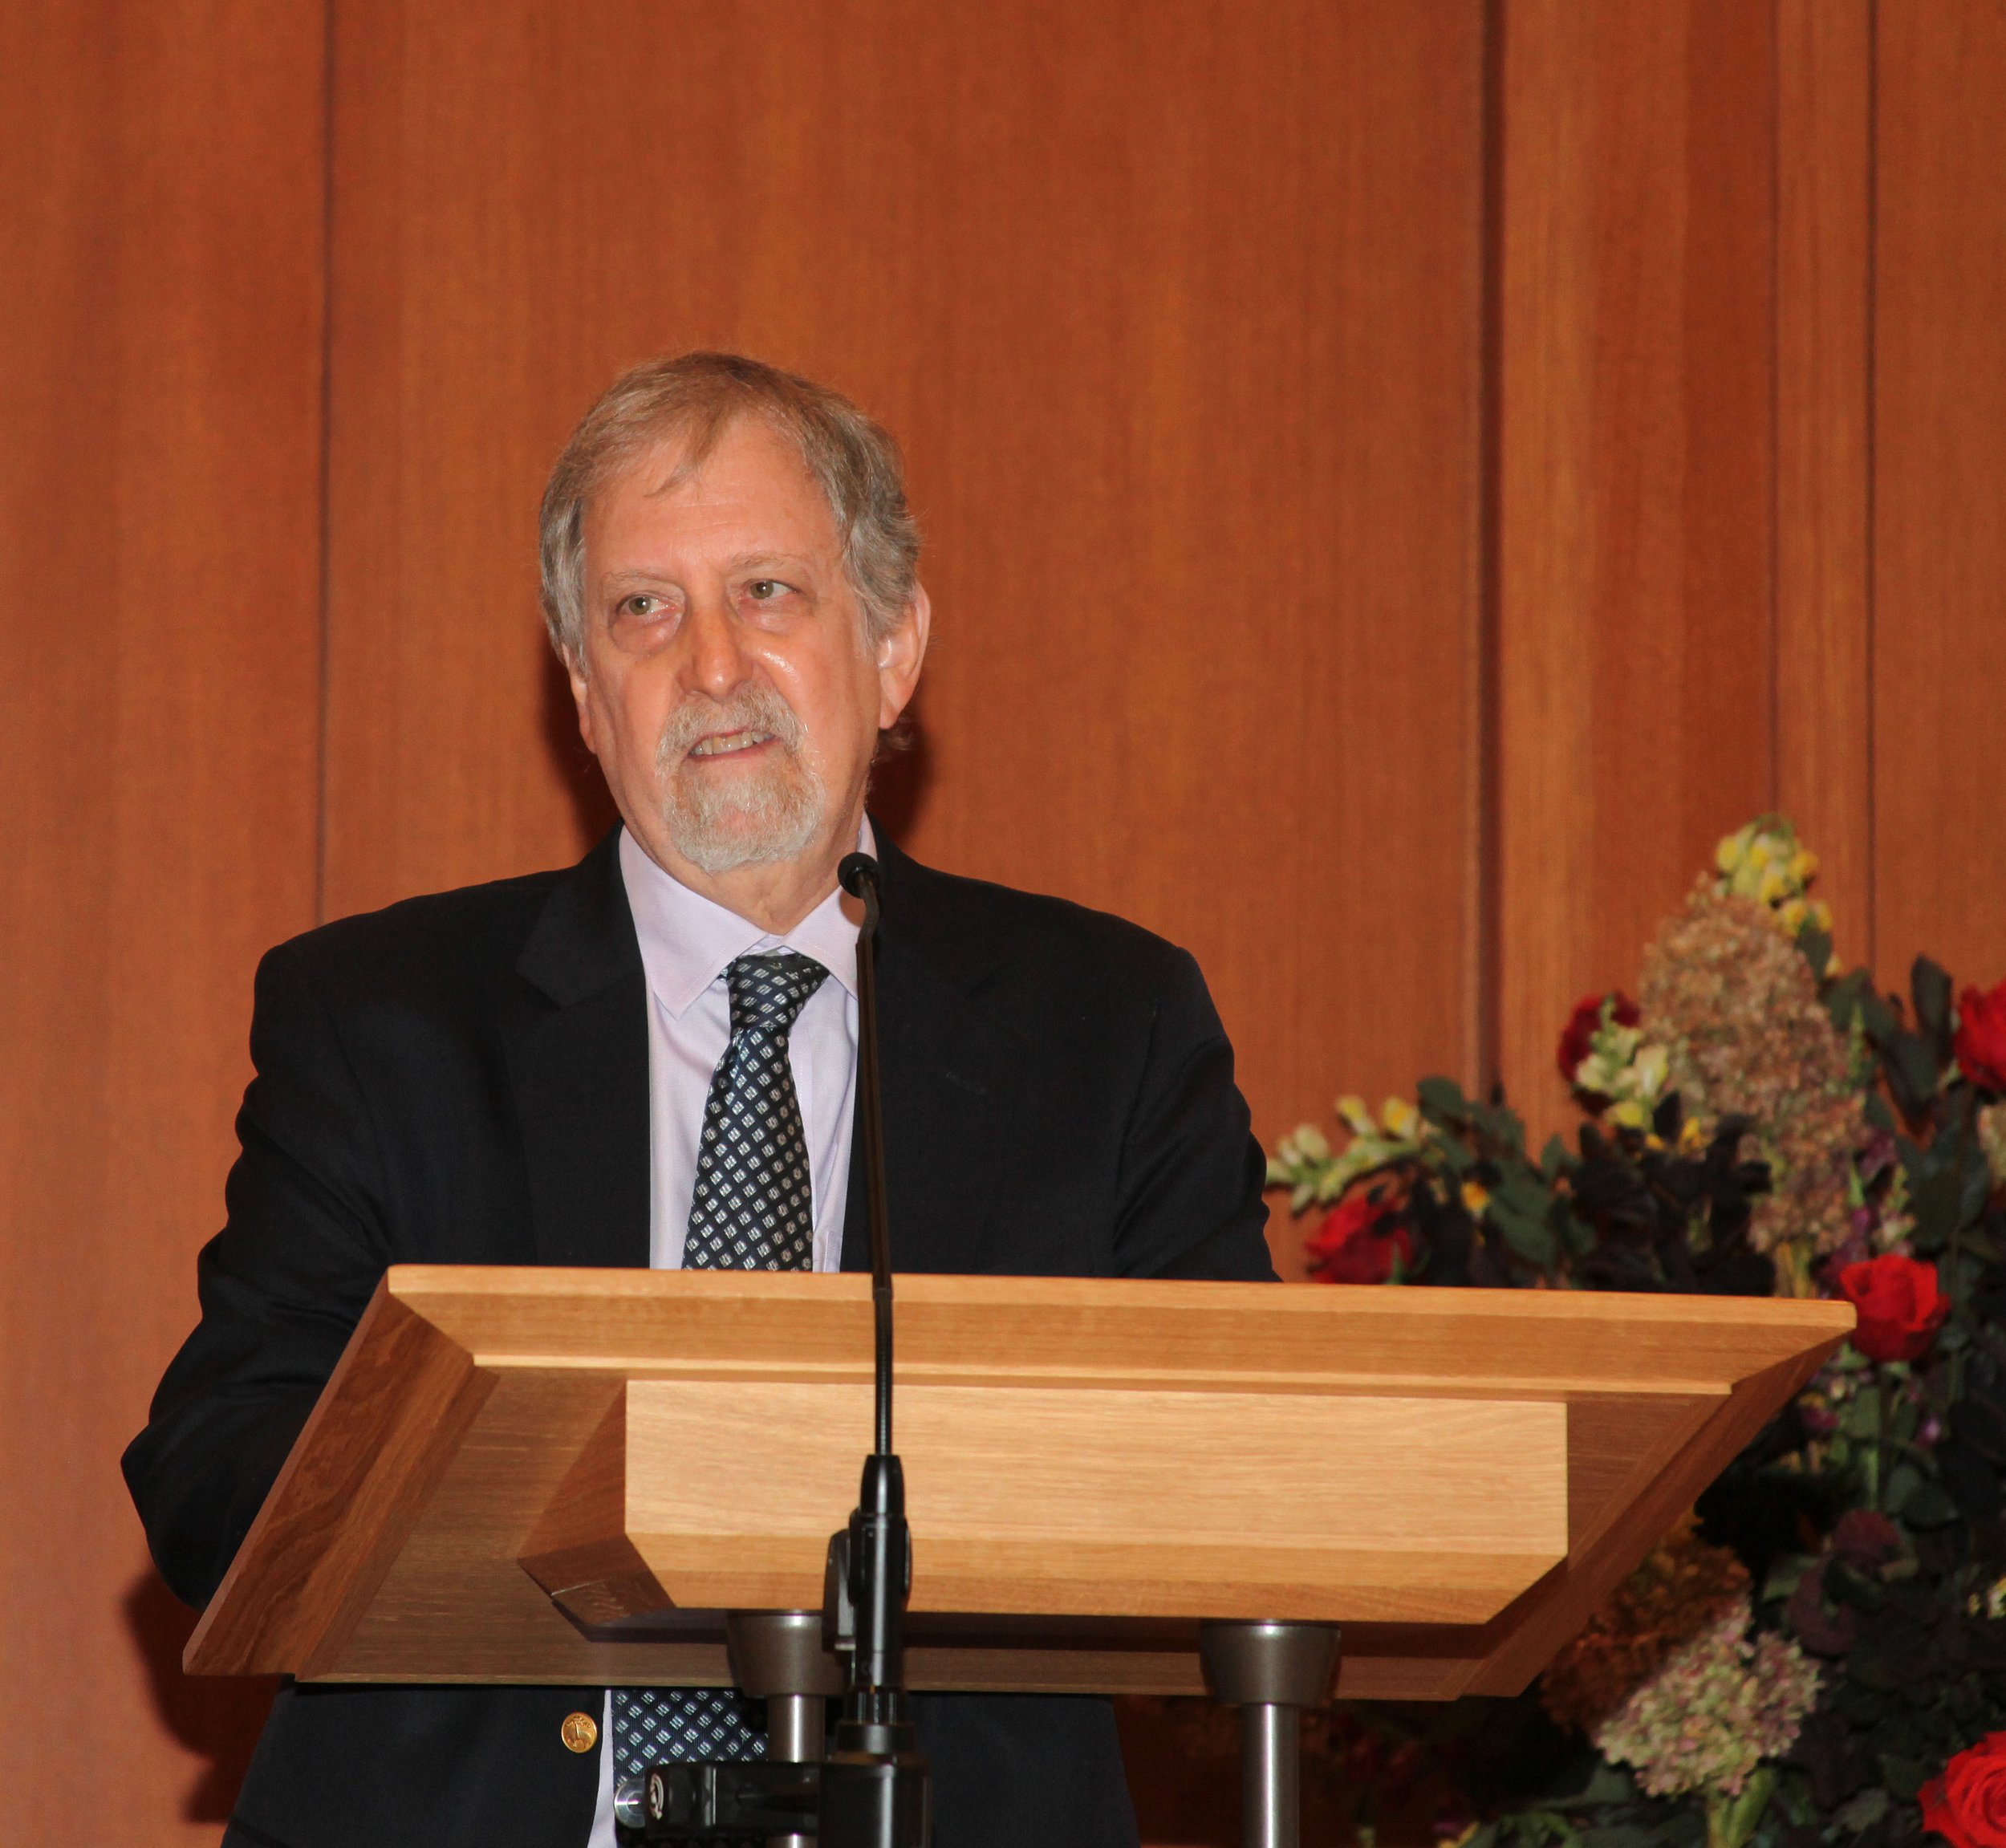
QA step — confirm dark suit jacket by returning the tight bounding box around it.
[124,826,1275,1848]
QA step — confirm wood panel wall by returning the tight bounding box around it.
[0,0,325,1838]
[6,2,2006,1842]
[1874,6,2006,1002]
[1495,0,2006,1143]
[1496,0,1784,1139]
[321,0,1489,1177]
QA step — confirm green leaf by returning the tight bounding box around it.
[1417,1076,1470,1125]
[1541,1135,1574,1183]
[1882,1030,1941,1120]
[1826,969,1875,1036]
[1798,925,1833,985]
[1914,956,1955,1062]
[1556,1762,1639,1809]
[1713,1765,1776,1848]
[1885,1461,1923,1514]
[1901,1478,1959,1528]
[1492,1197,1559,1267]
[1436,1137,1475,1176]
[1858,988,1902,1046]
[1555,1198,1596,1257]
[1761,1553,1814,1602]
[1496,1169,1557,1216]
[1877,1753,1930,1802]
[1911,1159,1964,1253]
[1840,1384,1883,1440]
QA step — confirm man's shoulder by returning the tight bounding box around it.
[885,843,1191,997]
[258,862,578,1005]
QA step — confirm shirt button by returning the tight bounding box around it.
[560,1710,599,1753]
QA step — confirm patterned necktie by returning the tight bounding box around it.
[613,951,831,1789]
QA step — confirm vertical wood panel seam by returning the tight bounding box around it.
[1768,0,1783,819]
[313,0,337,925]
[1863,0,1879,975]
[1476,0,1508,1094]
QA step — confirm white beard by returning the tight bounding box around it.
[653,686,828,875]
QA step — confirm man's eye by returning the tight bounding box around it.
[619,595,661,619]
[747,579,786,601]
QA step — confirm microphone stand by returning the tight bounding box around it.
[615,854,929,1846]
[818,851,930,1848]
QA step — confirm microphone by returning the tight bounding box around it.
[822,851,929,1848]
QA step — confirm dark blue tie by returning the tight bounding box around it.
[612,952,830,1788]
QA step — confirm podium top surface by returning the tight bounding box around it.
[189,1267,1850,1703]
[382,1263,1844,1388]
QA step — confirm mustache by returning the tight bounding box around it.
[654,684,806,770]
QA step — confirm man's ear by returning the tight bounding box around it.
[562,644,599,755]
[875,584,931,731]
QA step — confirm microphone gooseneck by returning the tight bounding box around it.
[839,851,894,1458]
[823,850,930,1847]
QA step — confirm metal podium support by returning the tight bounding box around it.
[1200,1620,1342,1848]
[727,1611,846,1848]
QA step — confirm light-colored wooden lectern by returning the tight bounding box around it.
[189,1265,1850,1846]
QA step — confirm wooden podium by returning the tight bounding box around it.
[188,1266,1849,1839]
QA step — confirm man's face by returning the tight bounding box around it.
[566,416,926,906]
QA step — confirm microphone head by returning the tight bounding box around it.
[838,852,881,899]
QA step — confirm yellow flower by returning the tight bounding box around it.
[1716,831,1746,875]
[1790,848,1819,884]
[1609,1098,1650,1131]
[1286,1124,1330,1163]
[1779,898,1809,932]
[1679,1115,1708,1154]
[1336,1095,1374,1137]
[1811,900,1833,932]
[1461,1180,1490,1216]
[1757,864,1790,906]
[1383,1096,1420,1139]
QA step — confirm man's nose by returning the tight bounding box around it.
[675,590,754,700]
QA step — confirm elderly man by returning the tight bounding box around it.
[126,352,1274,1848]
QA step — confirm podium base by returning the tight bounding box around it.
[1200,1621,1342,1848]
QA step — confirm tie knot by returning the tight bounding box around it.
[725,951,829,1037]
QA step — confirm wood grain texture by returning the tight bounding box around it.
[1873,4,2006,997]
[318,0,1488,1212]
[187,1293,493,1679]
[0,1,325,1837]
[1497,0,1780,1140]
[1775,0,1874,969]
[193,1267,1848,1700]
[613,1379,1568,1622]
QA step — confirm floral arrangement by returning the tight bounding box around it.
[1249,818,2006,1848]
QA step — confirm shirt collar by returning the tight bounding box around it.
[618,820,870,1020]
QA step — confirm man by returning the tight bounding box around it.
[126,352,1275,1848]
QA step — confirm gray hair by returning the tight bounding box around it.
[538,351,921,664]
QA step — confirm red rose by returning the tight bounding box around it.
[1556,991,1640,1088]
[1306,1189,1412,1285]
[1835,1253,1947,1363]
[1921,1732,2006,1848]
[1957,981,2006,1092]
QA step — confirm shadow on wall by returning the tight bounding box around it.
[124,1570,276,1822]
[537,648,936,855]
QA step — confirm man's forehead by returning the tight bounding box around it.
[619,414,818,504]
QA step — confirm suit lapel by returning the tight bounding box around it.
[840,829,1021,1273]
[506,829,652,1270]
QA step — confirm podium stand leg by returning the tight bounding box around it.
[1199,1621,1341,1848]
[727,1610,847,1848]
